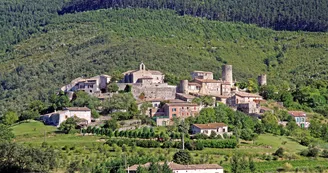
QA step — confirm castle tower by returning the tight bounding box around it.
[222,65,233,85]
[179,80,189,94]
[139,62,146,71]
[258,74,267,86]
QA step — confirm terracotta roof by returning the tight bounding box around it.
[193,123,227,129]
[127,162,223,171]
[165,102,198,106]
[148,70,163,75]
[235,92,262,98]
[288,111,306,117]
[194,78,221,83]
[188,82,201,86]
[176,93,196,99]
[65,107,91,111]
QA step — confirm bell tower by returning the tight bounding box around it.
[139,62,146,71]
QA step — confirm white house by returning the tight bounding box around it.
[41,107,91,127]
[288,111,310,128]
[191,123,232,137]
[127,162,223,173]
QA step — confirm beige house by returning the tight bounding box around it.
[127,162,224,173]
[41,107,91,127]
[288,111,310,128]
[191,71,214,80]
[61,75,111,95]
[191,123,232,137]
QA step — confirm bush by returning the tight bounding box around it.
[273,147,284,158]
[173,150,192,164]
[322,149,328,158]
[197,139,237,148]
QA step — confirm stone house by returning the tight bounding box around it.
[163,102,200,119]
[122,62,164,84]
[191,71,214,80]
[191,123,232,137]
[176,93,196,102]
[120,63,176,100]
[228,91,263,106]
[288,111,310,128]
[127,162,224,173]
[41,107,91,127]
[61,75,111,95]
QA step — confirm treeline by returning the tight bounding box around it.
[61,0,328,32]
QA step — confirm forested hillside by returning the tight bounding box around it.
[0,0,65,53]
[0,8,328,115]
[61,0,328,32]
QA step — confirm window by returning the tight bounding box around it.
[90,90,92,93]
[187,107,189,109]
[194,107,196,110]
[172,108,177,112]
[172,114,177,117]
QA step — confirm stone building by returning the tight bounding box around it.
[122,62,164,84]
[191,71,214,80]
[61,75,111,95]
[178,65,235,98]
[228,91,263,106]
[120,63,176,100]
[191,123,232,137]
[41,107,91,127]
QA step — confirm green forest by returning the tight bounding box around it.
[62,0,328,32]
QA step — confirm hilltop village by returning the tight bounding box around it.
[43,62,308,130]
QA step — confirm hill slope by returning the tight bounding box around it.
[61,0,328,32]
[0,9,328,114]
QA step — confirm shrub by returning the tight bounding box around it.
[197,139,237,148]
[273,147,284,158]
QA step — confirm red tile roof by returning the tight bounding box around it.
[288,111,306,117]
[193,123,227,129]
[165,102,198,107]
[65,107,91,111]
[127,162,223,171]
[236,92,262,98]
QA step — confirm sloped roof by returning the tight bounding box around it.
[193,123,227,129]
[288,111,306,117]
[65,107,91,111]
[127,162,223,171]
[194,78,222,83]
[235,92,262,98]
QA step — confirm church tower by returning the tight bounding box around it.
[139,62,146,71]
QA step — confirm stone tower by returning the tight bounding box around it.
[179,80,189,94]
[258,74,267,86]
[222,65,233,85]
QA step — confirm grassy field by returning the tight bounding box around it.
[12,121,323,171]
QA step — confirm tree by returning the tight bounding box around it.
[247,78,258,93]
[173,150,192,164]
[58,117,77,134]
[162,161,173,173]
[274,147,284,157]
[140,102,152,115]
[262,112,279,133]
[2,111,18,125]
[0,124,15,142]
[91,109,100,118]
[249,156,256,172]
[136,165,148,173]
[107,83,119,93]
[72,91,100,110]
[111,71,124,82]
[0,142,58,172]
[104,119,119,131]
[148,162,160,173]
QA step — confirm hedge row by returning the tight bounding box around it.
[198,139,237,148]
